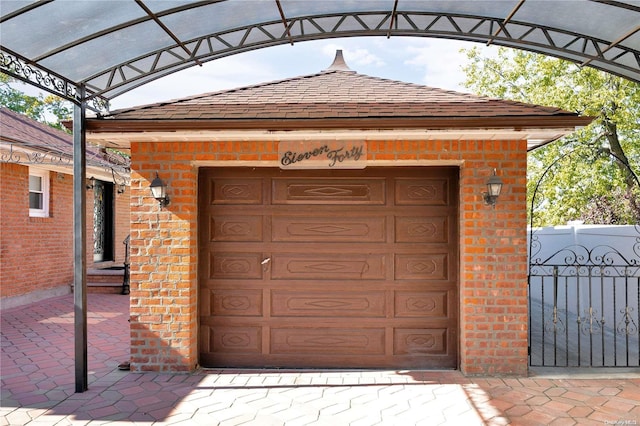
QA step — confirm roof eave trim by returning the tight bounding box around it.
[85,116,595,133]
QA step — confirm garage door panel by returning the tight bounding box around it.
[210,252,264,279]
[394,328,448,355]
[395,216,449,243]
[272,216,386,242]
[394,254,449,280]
[271,290,386,317]
[394,291,449,318]
[209,289,263,316]
[271,253,387,280]
[395,178,449,205]
[211,178,263,204]
[210,216,263,242]
[271,328,385,355]
[210,326,262,353]
[273,178,385,204]
[199,167,458,369]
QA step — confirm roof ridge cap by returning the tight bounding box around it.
[322,50,355,72]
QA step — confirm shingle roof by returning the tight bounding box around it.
[1,107,126,170]
[104,69,574,121]
[1,107,78,153]
[87,50,592,137]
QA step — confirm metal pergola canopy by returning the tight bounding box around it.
[1,0,639,109]
[1,0,639,394]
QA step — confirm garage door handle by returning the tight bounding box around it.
[261,258,271,265]
[261,257,271,271]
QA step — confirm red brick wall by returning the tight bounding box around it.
[1,163,130,306]
[129,139,529,375]
[1,163,74,300]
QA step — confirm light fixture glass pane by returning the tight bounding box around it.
[150,183,165,200]
[488,183,502,197]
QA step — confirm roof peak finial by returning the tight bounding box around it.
[323,49,355,72]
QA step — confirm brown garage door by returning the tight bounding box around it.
[198,167,458,369]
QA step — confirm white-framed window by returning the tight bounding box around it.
[29,168,50,217]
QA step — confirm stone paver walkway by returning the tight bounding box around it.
[1,294,639,425]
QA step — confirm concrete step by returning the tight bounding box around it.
[88,267,125,282]
[71,266,129,294]
[87,282,125,294]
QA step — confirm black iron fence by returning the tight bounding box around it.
[528,239,640,367]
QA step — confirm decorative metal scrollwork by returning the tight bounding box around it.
[1,49,78,102]
[1,142,129,193]
[1,143,72,167]
[530,244,639,274]
[544,306,566,333]
[1,48,109,113]
[90,96,110,114]
[112,168,129,194]
[617,306,639,335]
[577,307,604,335]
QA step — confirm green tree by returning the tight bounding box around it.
[462,47,640,226]
[1,73,72,132]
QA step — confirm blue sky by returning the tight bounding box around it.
[108,37,499,110]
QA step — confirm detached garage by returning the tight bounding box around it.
[86,51,591,375]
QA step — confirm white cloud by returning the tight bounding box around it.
[110,55,280,110]
[401,39,499,92]
[403,39,475,91]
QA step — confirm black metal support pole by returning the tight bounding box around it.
[73,87,88,393]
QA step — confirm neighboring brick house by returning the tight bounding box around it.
[86,52,592,375]
[0,107,130,309]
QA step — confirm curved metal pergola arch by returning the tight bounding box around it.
[528,145,640,232]
[83,16,640,103]
[1,0,639,109]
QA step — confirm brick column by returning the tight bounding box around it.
[129,142,198,372]
[458,140,529,375]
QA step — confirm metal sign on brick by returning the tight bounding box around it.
[278,141,367,169]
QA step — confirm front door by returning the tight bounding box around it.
[93,180,114,262]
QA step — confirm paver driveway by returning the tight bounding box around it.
[1,294,639,425]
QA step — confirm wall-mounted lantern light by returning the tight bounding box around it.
[483,169,503,207]
[86,176,95,190]
[150,172,170,208]
[111,169,127,194]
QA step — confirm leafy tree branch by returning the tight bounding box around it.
[462,47,639,225]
